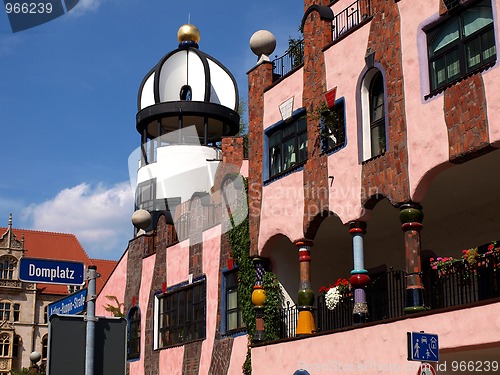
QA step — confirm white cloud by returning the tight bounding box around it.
[22,182,134,260]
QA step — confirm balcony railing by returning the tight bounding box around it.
[272,39,304,82]
[332,0,372,41]
[278,254,500,339]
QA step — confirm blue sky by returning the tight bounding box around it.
[0,0,303,260]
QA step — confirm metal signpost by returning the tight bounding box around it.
[17,258,125,375]
[19,257,85,285]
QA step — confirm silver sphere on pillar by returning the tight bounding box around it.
[131,209,152,230]
[30,351,41,364]
[250,30,276,64]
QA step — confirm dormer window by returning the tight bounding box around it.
[0,257,16,280]
[180,85,192,101]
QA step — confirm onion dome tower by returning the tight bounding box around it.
[133,24,240,227]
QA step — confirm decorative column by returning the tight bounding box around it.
[251,257,266,342]
[295,239,316,335]
[349,221,370,324]
[400,203,426,313]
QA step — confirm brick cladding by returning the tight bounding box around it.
[206,140,241,374]
[207,231,235,375]
[182,341,203,375]
[123,235,145,375]
[212,137,244,199]
[208,337,234,375]
[444,73,490,162]
[436,1,491,162]
[302,0,333,238]
[247,61,273,256]
[361,0,410,207]
[143,215,168,375]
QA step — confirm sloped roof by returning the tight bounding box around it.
[0,227,117,295]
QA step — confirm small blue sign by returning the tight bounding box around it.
[408,332,439,362]
[19,257,85,285]
[48,288,87,316]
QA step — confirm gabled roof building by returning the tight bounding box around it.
[0,215,117,373]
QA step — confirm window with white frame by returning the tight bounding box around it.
[427,0,496,92]
[360,68,386,161]
[155,279,206,348]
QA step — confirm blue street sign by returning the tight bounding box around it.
[19,257,85,285]
[408,332,439,362]
[48,288,87,316]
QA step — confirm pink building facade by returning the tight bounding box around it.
[97,0,500,373]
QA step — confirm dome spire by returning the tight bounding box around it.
[177,24,200,49]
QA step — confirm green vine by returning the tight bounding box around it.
[262,272,283,341]
[227,177,284,374]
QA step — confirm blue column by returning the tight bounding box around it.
[349,221,370,324]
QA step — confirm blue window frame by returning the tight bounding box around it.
[222,269,245,334]
[321,98,346,154]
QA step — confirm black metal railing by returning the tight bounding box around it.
[332,0,372,41]
[279,301,299,339]
[272,39,304,82]
[277,256,500,339]
[428,253,500,309]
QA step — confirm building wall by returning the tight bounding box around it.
[252,301,500,374]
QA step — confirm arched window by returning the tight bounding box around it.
[127,307,141,360]
[180,85,192,101]
[12,335,21,358]
[0,334,10,357]
[360,68,386,161]
[41,335,48,363]
[369,71,386,157]
[0,257,16,280]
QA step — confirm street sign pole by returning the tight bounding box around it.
[85,266,99,375]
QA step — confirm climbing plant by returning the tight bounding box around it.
[227,177,284,374]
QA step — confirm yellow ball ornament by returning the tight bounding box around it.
[177,24,201,44]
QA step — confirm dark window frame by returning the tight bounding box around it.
[127,306,141,360]
[426,0,496,94]
[157,279,206,348]
[135,179,156,212]
[223,269,245,335]
[368,71,386,158]
[0,257,15,280]
[321,99,347,154]
[267,115,308,180]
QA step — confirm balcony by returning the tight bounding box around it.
[272,39,304,82]
[332,0,372,42]
[270,0,372,82]
[277,252,500,340]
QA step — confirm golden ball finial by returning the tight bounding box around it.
[177,24,201,44]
